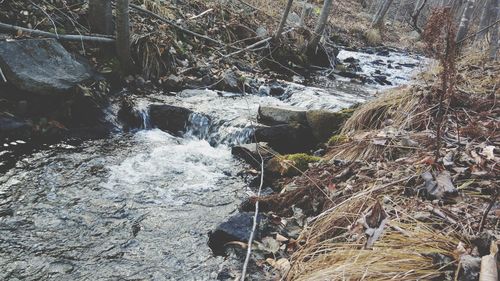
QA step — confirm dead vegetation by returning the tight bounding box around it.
[245,42,498,281]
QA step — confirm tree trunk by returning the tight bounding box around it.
[456,0,476,43]
[392,0,405,22]
[276,0,294,37]
[476,0,494,41]
[116,0,133,72]
[370,0,382,13]
[307,0,334,51]
[89,0,112,35]
[371,0,394,28]
[490,0,499,59]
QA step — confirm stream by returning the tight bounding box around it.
[0,48,426,280]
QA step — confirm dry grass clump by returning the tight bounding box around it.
[364,28,382,45]
[287,184,461,281]
[342,87,424,133]
[288,222,459,281]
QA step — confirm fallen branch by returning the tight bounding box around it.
[457,18,500,44]
[0,22,115,43]
[129,3,224,46]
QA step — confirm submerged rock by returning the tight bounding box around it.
[0,115,31,140]
[0,39,92,95]
[149,104,193,136]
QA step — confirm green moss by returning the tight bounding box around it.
[283,153,321,171]
[328,134,349,146]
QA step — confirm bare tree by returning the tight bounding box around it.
[476,0,494,41]
[371,0,394,28]
[456,0,476,43]
[307,0,334,51]
[411,0,428,33]
[116,0,133,72]
[276,0,294,37]
[89,0,113,35]
[490,0,499,59]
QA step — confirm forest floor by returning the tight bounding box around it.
[240,49,499,280]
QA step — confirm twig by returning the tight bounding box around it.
[189,8,213,20]
[224,36,272,58]
[224,28,294,59]
[129,3,224,46]
[0,66,6,83]
[240,85,265,281]
[478,189,499,234]
[426,205,458,225]
[0,22,115,43]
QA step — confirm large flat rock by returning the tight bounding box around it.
[0,39,92,95]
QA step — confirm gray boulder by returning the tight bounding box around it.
[258,105,307,125]
[149,104,193,136]
[0,39,92,95]
[208,212,264,256]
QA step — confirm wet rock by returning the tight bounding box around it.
[256,26,268,39]
[269,84,286,96]
[208,212,263,256]
[149,104,193,136]
[306,110,351,142]
[376,49,390,56]
[232,142,277,169]
[372,75,392,86]
[458,255,481,281]
[0,39,92,95]
[162,74,184,92]
[0,208,14,217]
[0,115,31,140]
[258,105,307,126]
[254,123,315,153]
[472,232,496,256]
[336,70,363,80]
[372,59,385,66]
[117,98,142,130]
[398,63,417,68]
[343,57,359,63]
[218,70,240,92]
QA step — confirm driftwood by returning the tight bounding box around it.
[0,22,115,43]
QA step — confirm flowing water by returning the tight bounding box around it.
[0,49,426,280]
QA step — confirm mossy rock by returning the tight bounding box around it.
[328,134,349,146]
[284,153,321,171]
[266,153,321,176]
[306,109,353,142]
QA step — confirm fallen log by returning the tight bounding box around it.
[0,22,115,43]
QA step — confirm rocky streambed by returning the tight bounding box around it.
[0,39,427,280]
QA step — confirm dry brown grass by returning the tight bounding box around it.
[286,183,462,281]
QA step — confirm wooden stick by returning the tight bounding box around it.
[0,66,7,83]
[0,22,115,43]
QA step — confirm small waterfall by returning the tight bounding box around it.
[185,112,211,140]
[184,113,254,146]
[138,108,151,129]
